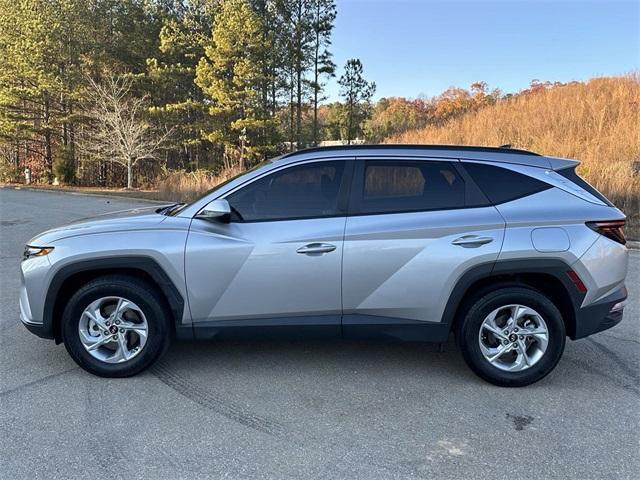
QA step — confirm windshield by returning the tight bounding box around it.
[166,159,275,216]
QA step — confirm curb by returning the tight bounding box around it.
[2,185,168,204]
[627,240,640,251]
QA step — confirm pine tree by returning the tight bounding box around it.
[309,0,336,146]
[275,0,314,148]
[338,58,376,144]
[195,0,277,165]
[146,0,215,169]
[0,0,90,180]
[0,0,165,182]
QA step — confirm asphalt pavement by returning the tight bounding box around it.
[0,187,638,480]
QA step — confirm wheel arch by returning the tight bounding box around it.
[45,257,185,343]
[443,259,585,339]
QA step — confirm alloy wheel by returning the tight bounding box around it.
[478,304,549,372]
[78,296,149,364]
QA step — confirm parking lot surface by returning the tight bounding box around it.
[1,187,638,479]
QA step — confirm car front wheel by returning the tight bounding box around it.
[457,286,566,387]
[61,275,171,377]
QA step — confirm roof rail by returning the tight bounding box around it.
[280,144,541,159]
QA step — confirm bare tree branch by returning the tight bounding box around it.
[78,74,173,188]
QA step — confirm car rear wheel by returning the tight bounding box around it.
[457,286,565,387]
[61,275,171,377]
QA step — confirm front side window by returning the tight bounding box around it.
[226,161,346,222]
[358,160,465,214]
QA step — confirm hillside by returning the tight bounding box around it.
[387,75,640,237]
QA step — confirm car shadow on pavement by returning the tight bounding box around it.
[157,337,484,385]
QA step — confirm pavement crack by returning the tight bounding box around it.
[598,333,640,346]
[565,358,639,395]
[150,360,287,437]
[586,337,639,381]
[0,367,78,397]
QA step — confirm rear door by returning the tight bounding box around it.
[342,157,505,337]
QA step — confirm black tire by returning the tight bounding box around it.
[456,286,565,387]
[61,274,171,377]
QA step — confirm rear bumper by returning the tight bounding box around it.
[572,285,627,340]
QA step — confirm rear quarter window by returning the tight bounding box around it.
[557,167,614,207]
[461,162,551,205]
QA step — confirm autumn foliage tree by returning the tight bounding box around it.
[364,97,431,143]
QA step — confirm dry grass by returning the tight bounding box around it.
[156,165,245,203]
[388,75,640,237]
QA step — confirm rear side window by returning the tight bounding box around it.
[358,160,465,214]
[462,162,551,205]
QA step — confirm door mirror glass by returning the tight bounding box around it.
[198,199,231,222]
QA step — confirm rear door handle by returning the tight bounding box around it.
[296,243,337,254]
[451,235,494,248]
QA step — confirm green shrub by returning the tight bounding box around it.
[53,145,76,184]
[0,158,20,183]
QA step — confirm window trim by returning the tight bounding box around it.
[348,158,471,217]
[221,158,355,223]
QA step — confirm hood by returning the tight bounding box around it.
[28,205,172,245]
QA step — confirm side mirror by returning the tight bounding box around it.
[198,199,231,222]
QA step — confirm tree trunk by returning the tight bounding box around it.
[69,102,75,161]
[347,100,354,145]
[62,92,68,146]
[43,91,53,181]
[313,53,319,145]
[14,140,20,170]
[295,1,302,149]
[127,159,133,189]
[289,71,295,150]
[312,15,320,146]
[296,68,302,147]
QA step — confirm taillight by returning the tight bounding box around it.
[586,220,626,245]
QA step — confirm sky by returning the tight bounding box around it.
[324,0,640,101]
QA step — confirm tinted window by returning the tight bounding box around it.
[462,162,551,204]
[226,161,345,221]
[558,167,613,206]
[358,161,465,214]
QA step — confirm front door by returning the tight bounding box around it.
[185,159,351,332]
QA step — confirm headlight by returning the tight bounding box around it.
[23,245,54,260]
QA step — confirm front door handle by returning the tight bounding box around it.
[296,243,337,254]
[451,235,494,248]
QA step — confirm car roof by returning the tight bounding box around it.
[277,144,576,169]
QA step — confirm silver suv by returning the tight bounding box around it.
[20,145,629,386]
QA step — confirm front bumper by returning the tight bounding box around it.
[572,285,627,340]
[20,255,54,339]
[20,318,52,339]
[20,292,53,339]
